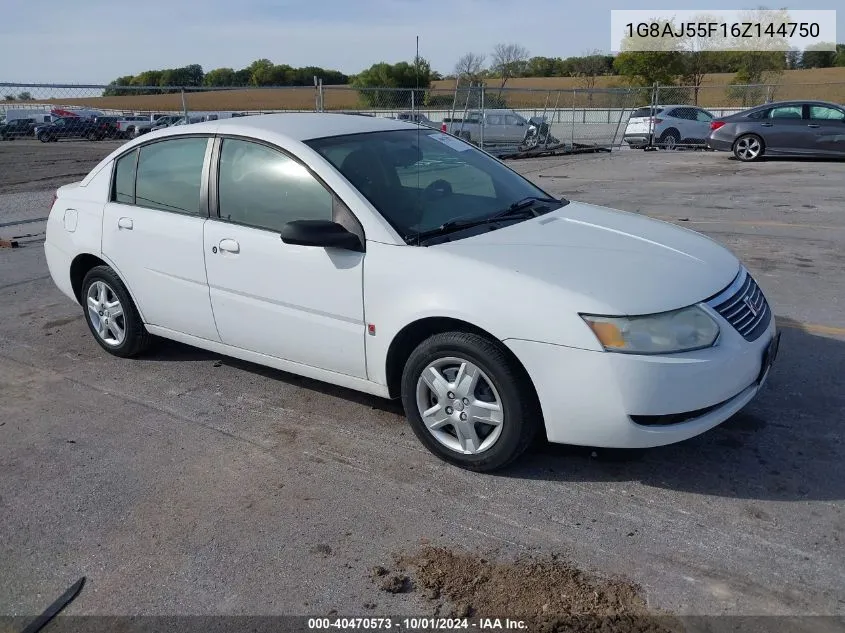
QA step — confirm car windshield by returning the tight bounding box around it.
[306,130,565,242]
[307,128,564,243]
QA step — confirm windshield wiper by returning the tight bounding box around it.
[491,196,564,220]
[407,197,566,245]
[408,209,536,243]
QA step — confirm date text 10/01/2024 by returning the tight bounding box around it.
[307,618,528,630]
[625,21,821,39]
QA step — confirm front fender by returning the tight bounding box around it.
[362,241,602,386]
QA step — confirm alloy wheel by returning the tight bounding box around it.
[736,136,762,160]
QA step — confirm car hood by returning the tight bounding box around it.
[436,201,740,315]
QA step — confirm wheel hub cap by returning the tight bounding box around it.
[86,280,126,347]
[415,357,505,456]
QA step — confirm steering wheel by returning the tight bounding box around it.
[423,179,453,199]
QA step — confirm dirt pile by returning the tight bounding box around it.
[377,546,682,633]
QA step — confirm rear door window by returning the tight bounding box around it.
[134,137,209,214]
[768,106,803,119]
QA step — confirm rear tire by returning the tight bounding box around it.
[733,134,764,162]
[400,331,540,472]
[658,129,680,150]
[81,266,153,358]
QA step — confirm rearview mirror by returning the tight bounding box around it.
[280,220,364,252]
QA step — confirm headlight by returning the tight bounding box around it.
[581,305,719,354]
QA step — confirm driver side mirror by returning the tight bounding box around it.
[280,219,364,252]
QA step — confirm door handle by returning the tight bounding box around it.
[761,123,773,127]
[218,238,240,254]
[807,124,820,128]
[117,217,133,230]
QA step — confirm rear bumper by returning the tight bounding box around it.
[706,134,734,152]
[624,133,652,147]
[44,240,77,303]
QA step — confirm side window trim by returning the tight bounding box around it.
[209,134,366,242]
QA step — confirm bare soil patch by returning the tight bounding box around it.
[376,546,682,633]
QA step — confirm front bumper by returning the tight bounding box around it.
[505,316,778,449]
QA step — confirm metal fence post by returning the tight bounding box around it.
[611,91,628,148]
[570,89,576,147]
[648,82,658,147]
[479,84,485,150]
[319,79,324,112]
[181,88,188,119]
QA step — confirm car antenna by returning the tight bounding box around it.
[415,35,422,247]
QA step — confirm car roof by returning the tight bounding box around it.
[743,99,843,110]
[649,105,709,110]
[168,112,415,142]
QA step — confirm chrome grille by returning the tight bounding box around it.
[706,269,771,341]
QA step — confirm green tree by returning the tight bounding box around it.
[613,51,683,85]
[103,75,135,96]
[204,68,236,86]
[525,56,557,77]
[129,70,164,94]
[572,51,611,90]
[233,68,253,85]
[835,44,845,66]
[726,52,786,106]
[246,59,274,85]
[613,17,684,86]
[801,43,837,68]
[352,57,433,107]
[785,48,802,69]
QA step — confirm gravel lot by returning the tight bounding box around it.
[1,139,844,625]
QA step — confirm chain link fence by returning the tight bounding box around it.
[2,80,844,155]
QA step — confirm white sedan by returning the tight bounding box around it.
[44,113,780,471]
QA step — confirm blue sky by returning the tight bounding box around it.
[0,0,842,83]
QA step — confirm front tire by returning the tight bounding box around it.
[37,133,49,143]
[733,134,764,162]
[400,332,540,472]
[81,266,152,358]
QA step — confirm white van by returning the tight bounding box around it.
[3,108,54,123]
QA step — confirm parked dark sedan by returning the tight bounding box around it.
[0,118,40,140]
[708,100,845,161]
[35,117,101,142]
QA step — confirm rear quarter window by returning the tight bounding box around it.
[112,149,138,205]
[134,137,209,214]
[631,107,663,118]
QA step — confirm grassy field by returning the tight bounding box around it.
[4,67,845,113]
